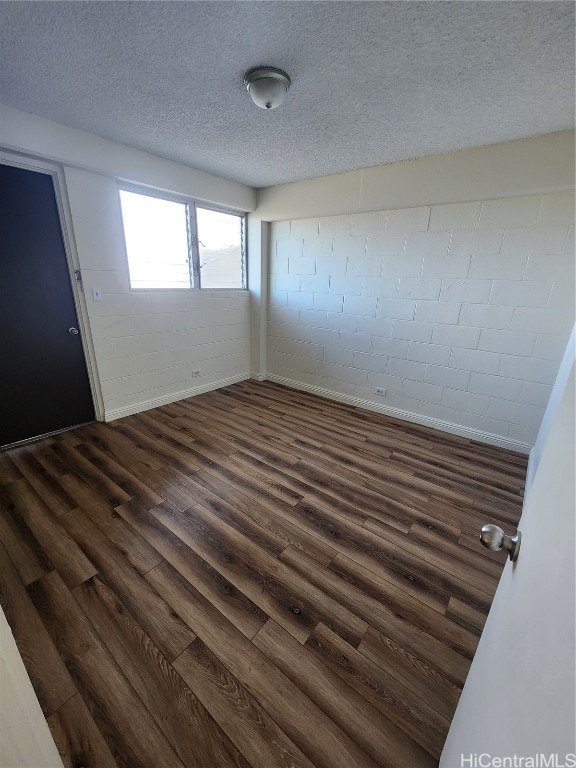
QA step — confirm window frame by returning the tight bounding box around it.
[117,183,248,292]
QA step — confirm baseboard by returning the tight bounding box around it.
[104,368,533,453]
[104,373,251,422]
[266,373,532,454]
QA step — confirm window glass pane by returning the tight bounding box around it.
[196,207,244,289]
[119,190,191,289]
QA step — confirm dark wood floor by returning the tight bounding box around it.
[0,380,527,768]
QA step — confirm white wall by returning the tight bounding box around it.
[1,106,255,421]
[64,167,251,420]
[526,325,575,487]
[247,216,269,380]
[0,610,64,768]
[256,130,574,221]
[1,105,255,212]
[267,193,575,449]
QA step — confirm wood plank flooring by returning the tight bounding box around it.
[0,380,527,768]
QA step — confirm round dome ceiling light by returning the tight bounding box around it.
[244,66,291,110]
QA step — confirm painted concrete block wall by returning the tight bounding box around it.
[64,167,250,420]
[256,131,574,221]
[267,193,575,449]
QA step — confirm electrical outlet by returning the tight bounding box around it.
[374,387,385,396]
[192,369,201,377]
[91,287,103,302]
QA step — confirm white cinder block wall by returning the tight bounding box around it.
[64,167,250,419]
[267,193,575,448]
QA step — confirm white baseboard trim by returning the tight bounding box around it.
[250,372,266,381]
[266,373,532,454]
[104,373,251,422]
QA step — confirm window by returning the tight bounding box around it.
[119,188,246,290]
[196,207,244,289]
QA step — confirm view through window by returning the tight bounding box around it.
[119,188,246,290]
[197,206,245,289]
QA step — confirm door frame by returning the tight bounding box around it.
[0,148,104,424]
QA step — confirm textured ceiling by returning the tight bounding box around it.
[0,1,574,188]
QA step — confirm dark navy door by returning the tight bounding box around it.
[0,163,94,446]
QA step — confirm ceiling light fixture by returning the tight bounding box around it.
[244,66,291,110]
